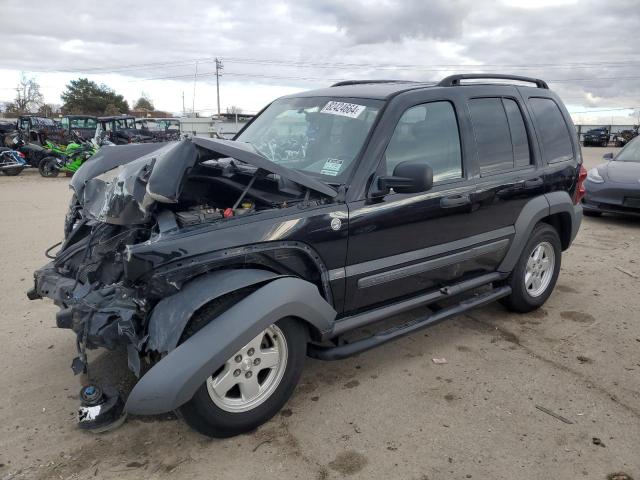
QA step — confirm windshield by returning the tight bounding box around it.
[70,118,97,129]
[616,137,640,163]
[236,96,382,180]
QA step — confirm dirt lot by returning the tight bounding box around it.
[0,147,638,480]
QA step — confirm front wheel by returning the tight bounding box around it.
[501,223,561,313]
[178,315,307,438]
[39,157,60,177]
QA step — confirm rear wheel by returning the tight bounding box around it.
[39,157,60,177]
[177,300,307,438]
[501,223,561,313]
[2,167,24,176]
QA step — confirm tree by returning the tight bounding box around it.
[134,96,154,111]
[61,78,129,116]
[5,74,44,114]
[226,105,243,115]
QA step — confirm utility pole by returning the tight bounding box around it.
[215,58,224,117]
[192,61,198,116]
[182,91,185,117]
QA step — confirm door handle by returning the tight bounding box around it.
[440,194,471,208]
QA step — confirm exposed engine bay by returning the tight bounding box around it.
[31,137,335,372]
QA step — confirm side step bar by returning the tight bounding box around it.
[330,272,505,338]
[308,285,511,361]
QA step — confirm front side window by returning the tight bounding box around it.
[236,96,382,181]
[385,101,462,182]
[70,118,97,129]
[529,97,573,163]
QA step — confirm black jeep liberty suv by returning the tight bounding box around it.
[29,74,585,437]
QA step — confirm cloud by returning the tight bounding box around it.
[0,0,638,114]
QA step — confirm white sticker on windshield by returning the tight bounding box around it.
[320,158,343,176]
[321,101,366,118]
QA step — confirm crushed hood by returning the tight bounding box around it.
[71,138,336,225]
[191,137,337,197]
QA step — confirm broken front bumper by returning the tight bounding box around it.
[29,264,145,375]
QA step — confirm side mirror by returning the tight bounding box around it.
[376,161,434,195]
[603,152,614,160]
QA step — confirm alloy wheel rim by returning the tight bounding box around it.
[524,241,555,297]
[206,325,288,413]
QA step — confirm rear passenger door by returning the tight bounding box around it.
[465,89,544,232]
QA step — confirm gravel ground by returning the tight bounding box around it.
[0,147,638,480]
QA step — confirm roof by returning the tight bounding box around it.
[98,115,136,121]
[64,115,97,119]
[282,81,435,100]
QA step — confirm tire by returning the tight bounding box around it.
[500,223,561,313]
[2,167,24,176]
[583,209,602,217]
[39,157,60,177]
[177,296,307,438]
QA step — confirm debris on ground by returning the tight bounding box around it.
[432,357,448,365]
[592,437,606,447]
[535,405,574,424]
[615,266,639,279]
[607,473,634,480]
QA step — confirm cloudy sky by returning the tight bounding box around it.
[1,0,639,123]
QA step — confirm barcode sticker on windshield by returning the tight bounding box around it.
[321,101,366,118]
[321,158,343,176]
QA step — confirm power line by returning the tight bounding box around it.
[16,55,640,76]
[568,106,639,113]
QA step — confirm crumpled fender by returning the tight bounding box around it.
[146,268,283,353]
[126,276,336,415]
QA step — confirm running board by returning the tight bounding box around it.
[308,285,511,361]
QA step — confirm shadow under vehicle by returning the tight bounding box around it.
[29,74,584,438]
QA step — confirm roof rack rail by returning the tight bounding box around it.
[438,74,549,89]
[331,80,415,87]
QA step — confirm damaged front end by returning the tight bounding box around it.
[28,137,335,430]
[29,220,151,376]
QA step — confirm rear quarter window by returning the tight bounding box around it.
[529,97,574,163]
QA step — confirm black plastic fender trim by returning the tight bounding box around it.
[145,268,283,354]
[126,276,336,415]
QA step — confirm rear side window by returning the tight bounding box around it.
[503,99,530,168]
[385,101,462,182]
[529,97,573,163]
[469,97,531,175]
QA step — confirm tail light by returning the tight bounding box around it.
[573,164,588,204]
